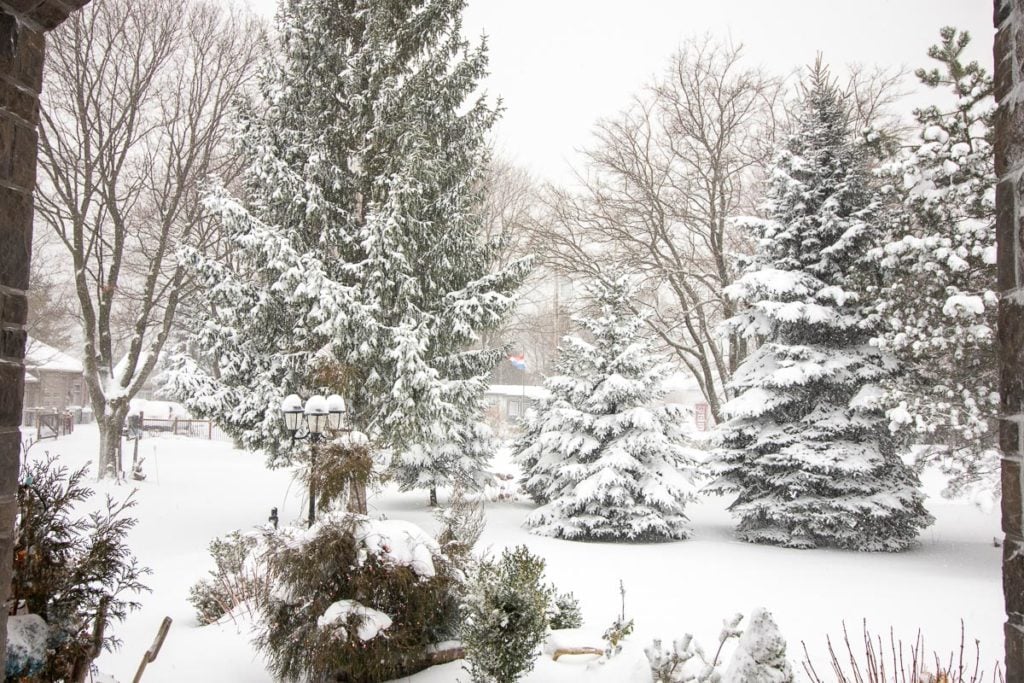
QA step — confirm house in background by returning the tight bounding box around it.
[661,372,713,432]
[22,338,86,423]
[482,372,714,436]
[482,383,550,434]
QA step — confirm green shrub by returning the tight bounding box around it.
[461,545,553,683]
[11,454,148,682]
[188,531,266,625]
[549,591,583,630]
[256,513,461,682]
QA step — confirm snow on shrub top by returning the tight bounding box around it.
[317,600,393,641]
[283,513,440,579]
[353,518,439,578]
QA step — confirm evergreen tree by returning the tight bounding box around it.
[710,60,931,551]
[515,278,699,542]
[870,28,997,498]
[167,0,529,496]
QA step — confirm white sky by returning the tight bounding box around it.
[241,0,993,183]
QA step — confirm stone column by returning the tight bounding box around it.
[0,0,88,660]
[996,1,1024,679]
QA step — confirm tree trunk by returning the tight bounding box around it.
[429,486,438,507]
[346,476,367,515]
[96,402,129,480]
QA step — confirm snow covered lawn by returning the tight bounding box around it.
[27,425,1002,682]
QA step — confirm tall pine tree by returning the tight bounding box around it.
[515,278,699,542]
[710,60,931,551]
[870,28,997,498]
[167,0,529,499]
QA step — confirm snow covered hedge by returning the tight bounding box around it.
[256,513,462,682]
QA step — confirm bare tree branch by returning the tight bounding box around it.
[35,0,265,477]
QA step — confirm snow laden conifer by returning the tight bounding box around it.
[710,60,931,551]
[870,28,997,497]
[167,0,529,493]
[515,277,699,542]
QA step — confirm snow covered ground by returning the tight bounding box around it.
[24,425,1003,682]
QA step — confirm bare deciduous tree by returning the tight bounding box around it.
[35,0,264,477]
[530,38,782,420]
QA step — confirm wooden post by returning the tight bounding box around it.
[132,616,172,683]
[208,418,212,440]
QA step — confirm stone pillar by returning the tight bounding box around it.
[996,1,1024,679]
[0,0,88,661]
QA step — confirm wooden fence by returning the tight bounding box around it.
[132,414,228,441]
[34,412,74,440]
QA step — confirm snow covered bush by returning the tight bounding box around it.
[869,27,997,498]
[461,545,554,683]
[434,485,487,562]
[644,609,791,683]
[549,591,584,630]
[10,454,148,682]
[257,513,461,682]
[722,608,793,683]
[645,612,743,682]
[188,531,268,625]
[515,277,700,541]
[711,59,932,551]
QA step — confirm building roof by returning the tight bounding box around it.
[24,338,84,374]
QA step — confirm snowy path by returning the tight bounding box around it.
[28,426,1002,682]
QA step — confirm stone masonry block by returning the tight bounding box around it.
[1000,297,1024,415]
[997,179,1021,292]
[0,185,33,290]
[0,291,26,326]
[0,363,24,428]
[1005,456,1024,537]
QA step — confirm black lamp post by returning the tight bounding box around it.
[281,392,348,527]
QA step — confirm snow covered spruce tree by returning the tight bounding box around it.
[870,28,997,498]
[515,277,699,541]
[167,0,529,499]
[710,60,931,551]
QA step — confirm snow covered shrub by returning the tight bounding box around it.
[802,622,1003,683]
[257,513,460,682]
[304,437,375,515]
[549,591,584,630]
[516,277,700,541]
[188,531,268,625]
[435,485,486,563]
[645,610,787,683]
[722,608,793,683]
[10,454,148,682]
[461,546,553,682]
